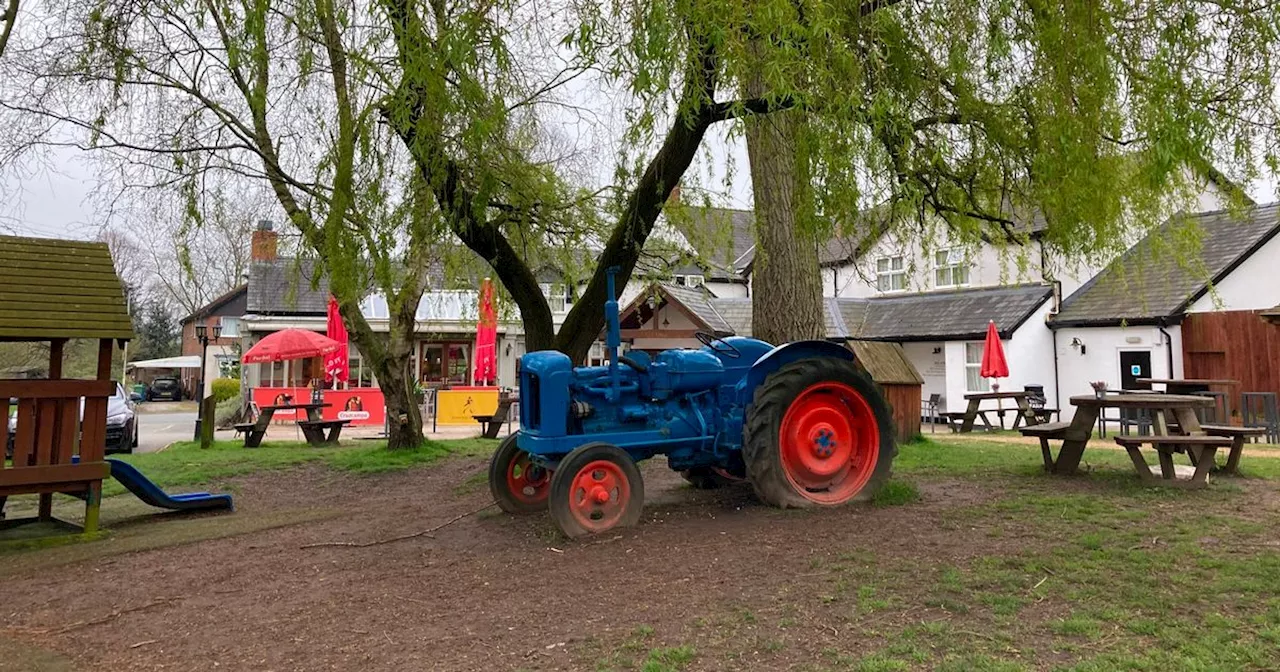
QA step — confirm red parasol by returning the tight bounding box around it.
[473,278,498,385]
[324,296,350,385]
[242,328,342,364]
[980,320,1009,384]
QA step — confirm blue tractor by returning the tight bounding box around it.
[488,268,895,538]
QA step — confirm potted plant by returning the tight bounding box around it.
[1089,381,1108,399]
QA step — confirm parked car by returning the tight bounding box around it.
[6,383,137,458]
[148,377,183,402]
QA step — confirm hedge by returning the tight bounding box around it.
[211,378,240,403]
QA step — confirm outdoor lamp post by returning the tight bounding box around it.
[192,322,223,442]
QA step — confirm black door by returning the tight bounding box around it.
[1120,351,1152,391]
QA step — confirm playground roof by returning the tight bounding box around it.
[0,235,134,342]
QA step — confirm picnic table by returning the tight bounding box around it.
[952,391,1041,433]
[1136,378,1238,394]
[235,403,346,447]
[473,393,518,439]
[1022,393,1230,487]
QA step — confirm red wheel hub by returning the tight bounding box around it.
[506,453,550,506]
[567,460,631,532]
[778,381,879,504]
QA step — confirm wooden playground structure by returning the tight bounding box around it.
[0,235,134,535]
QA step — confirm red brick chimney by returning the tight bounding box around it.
[251,220,278,261]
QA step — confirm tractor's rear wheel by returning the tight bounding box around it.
[548,442,644,539]
[489,433,552,514]
[743,358,895,508]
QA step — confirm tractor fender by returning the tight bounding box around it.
[738,340,855,406]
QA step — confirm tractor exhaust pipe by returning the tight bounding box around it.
[605,266,621,401]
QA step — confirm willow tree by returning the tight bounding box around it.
[732,0,1280,342]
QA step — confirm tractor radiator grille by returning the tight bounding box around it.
[522,373,540,429]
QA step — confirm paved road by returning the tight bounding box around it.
[135,409,196,453]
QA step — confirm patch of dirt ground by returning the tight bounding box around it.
[2,456,1278,671]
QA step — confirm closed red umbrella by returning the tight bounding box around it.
[473,279,498,385]
[324,296,349,385]
[981,320,1009,389]
[242,329,342,364]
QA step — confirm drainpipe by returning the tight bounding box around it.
[1052,327,1061,411]
[1158,322,1175,378]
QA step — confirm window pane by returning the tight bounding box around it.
[877,275,889,291]
[447,344,469,384]
[877,257,889,272]
[935,250,948,266]
[936,268,948,287]
[966,366,986,392]
[956,265,970,285]
[893,273,905,290]
[965,343,982,364]
[891,256,903,270]
[421,344,444,383]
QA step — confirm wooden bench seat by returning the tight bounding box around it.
[1199,425,1267,476]
[297,419,349,446]
[1020,421,1071,470]
[473,398,516,439]
[1113,435,1233,488]
[234,422,268,448]
[939,412,968,433]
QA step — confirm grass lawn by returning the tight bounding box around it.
[99,436,499,497]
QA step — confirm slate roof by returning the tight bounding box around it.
[181,284,248,324]
[0,235,134,341]
[246,259,330,315]
[666,207,756,273]
[1053,203,1280,327]
[854,284,1053,341]
[629,282,1052,342]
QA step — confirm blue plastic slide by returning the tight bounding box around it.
[106,458,234,512]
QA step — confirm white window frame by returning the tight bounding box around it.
[876,255,906,292]
[540,283,572,313]
[964,342,989,393]
[218,316,241,338]
[934,248,970,288]
[675,274,705,288]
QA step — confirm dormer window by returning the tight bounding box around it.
[934,248,970,288]
[876,256,906,292]
[675,274,704,288]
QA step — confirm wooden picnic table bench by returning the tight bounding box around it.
[1033,394,1218,486]
[473,395,517,439]
[957,391,1041,433]
[1019,421,1072,470]
[1199,424,1267,476]
[297,419,350,446]
[1113,435,1232,488]
[235,402,330,448]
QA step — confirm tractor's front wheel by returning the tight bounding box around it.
[548,442,644,539]
[743,358,895,508]
[489,433,552,514]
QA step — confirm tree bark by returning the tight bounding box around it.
[743,67,825,345]
[340,297,424,449]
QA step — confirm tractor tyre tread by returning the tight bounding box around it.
[742,358,897,509]
[548,442,645,539]
[488,433,548,514]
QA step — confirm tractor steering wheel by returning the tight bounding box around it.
[696,331,742,359]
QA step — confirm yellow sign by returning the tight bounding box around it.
[435,389,499,425]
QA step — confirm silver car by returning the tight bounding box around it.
[6,382,138,458]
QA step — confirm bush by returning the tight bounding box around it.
[214,393,244,429]
[211,378,240,403]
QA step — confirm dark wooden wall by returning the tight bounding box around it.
[1182,310,1280,403]
[879,382,923,444]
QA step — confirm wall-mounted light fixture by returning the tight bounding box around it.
[1069,337,1086,355]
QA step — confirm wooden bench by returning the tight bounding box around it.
[473,397,516,439]
[297,419,350,446]
[1113,435,1233,488]
[1020,421,1071,470]
[939,412,970,433]
[1200,424,1268,476]
[234,421,268,448]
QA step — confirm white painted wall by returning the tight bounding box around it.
[901,341,947,409]
[829,229,1048,299]
[1186,233,1280,313]
[1053,324,1182,421]
[706,280,748,298]
[1001,300,1060,409]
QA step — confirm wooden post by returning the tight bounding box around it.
[201,396,217,448]
[83,481,102,535]
[38,340,67,520]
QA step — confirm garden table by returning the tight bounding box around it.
[957,391,1040,433]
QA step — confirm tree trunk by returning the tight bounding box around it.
[744,71,824,345]
[340,298,424,450]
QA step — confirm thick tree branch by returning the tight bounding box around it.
[0,0,18,60]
